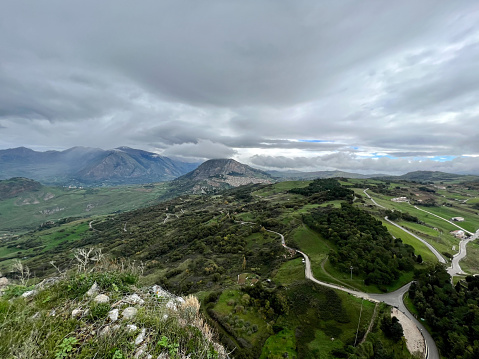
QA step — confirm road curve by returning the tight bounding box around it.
[384,217,446,264]
[260,226,440,359]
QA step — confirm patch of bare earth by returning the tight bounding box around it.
[392,308,425,357]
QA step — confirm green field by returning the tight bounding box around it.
[0,183,168,232]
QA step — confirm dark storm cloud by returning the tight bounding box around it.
[0,1,478,173]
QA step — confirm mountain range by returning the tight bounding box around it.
[0,146,198,186]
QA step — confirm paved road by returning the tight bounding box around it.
[384,216,446,264]
[263,226,440,359]
[363,188,386,208]
[412,205,474,235]
[448,230,479,276]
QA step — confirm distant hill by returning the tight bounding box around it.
[376,171,479,183]
[171,158,274,194]
[0,177,42,200]
[0,146,198,186]
[267,170,385,180]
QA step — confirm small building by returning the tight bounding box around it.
[451,230,465,238]
[451,217,465,222]
[391,197,408,202]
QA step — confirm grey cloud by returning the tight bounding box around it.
[162,140,236,161]
[250,154,479,175]
[0,1,478,174]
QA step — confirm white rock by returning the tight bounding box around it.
[166,300,177,311]
[0,277,9,287]
[49,309,56,317]
[71,309,83,318]
[22,290,37,298]
[134,344,147,358]
[124,293,145,305]
[86,282,99,296]
[30,312,40,320]
[135,328,147,345]
[93,294,110,303]
[108,308,119,322]
[177,297,185,304]
[122,306,138,320]
[157,353,169,359]
[112,324,121,331]
[152,285,173,298]
[99,325,111,336]
[162,314,169,321]
[127,324,138,332]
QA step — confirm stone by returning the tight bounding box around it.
[93,294,109,304]
[157,353,169,359]
[22,290,37,298]
[99,325,111,336]
[135,328,147,345]
[166,300,177,311]
[134,344,147,358]
[49,309,56,317]
[162,314,169,321]
[124,293,145,305]
[72,309,83,318]
[0,277,9,288]
[122,306,138,320]
[30,312,40,320]
[152,285,173,298]
[86,282,99,296]
[108,308,119,322]
[127,324,138,332]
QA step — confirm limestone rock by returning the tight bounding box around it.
[86,282,99,296]
[0,277,9,287]
[22,290,37,298]
[99,325,111,336]
[127,324,138,332]
[93,294,109,304]
[135,328,147,346]
[72,309,83,318]
[108,308,119,322]
[122,306,138,320]
[124,293,145,305]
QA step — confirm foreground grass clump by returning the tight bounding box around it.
[0,264,228,359]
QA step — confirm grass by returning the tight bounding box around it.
[259,329,297,359]
[416,205,479,233]
[273,258,305,285]
[290,225,413,293]
[459,240,479,275]
[381,221,438,263]
[0,183,168,232]
[0,264,226,359]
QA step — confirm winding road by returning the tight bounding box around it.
[262,226,439,358]
[240,187,479,359]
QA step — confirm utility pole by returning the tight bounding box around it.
[350,266,353,280]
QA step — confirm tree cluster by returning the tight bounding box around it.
[409,264,479,358]
[304,204,416,286]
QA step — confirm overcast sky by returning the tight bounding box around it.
[1,1,479,174]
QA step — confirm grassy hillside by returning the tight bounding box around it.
[0,181,169,233]
[4,177,473,357]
